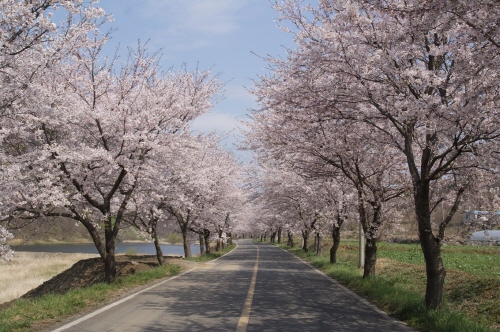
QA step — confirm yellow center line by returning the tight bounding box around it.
[236,247,259,332]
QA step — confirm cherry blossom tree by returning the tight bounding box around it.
[2,37,221,282]
[194,147,244,251]
[232,198,266,240]
[123,133,200,264]
[248,161,342,254]
[258,167,316,251]
[323,179,355,264]
[247,75,408,276]
[0,0,106,115]
[188,149,244,253]
[125,198,170,265]
[264,0,500,308]
[135,133,243,258]
[0,0,106,258]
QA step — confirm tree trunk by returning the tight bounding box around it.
[315,233,321,255]
[199,233,205,256]
[415,186,446,308]
[80,218,116,283]
[277,227,282,244]
[363,202,382,278]
[216,229,224,251]
[216,237,221,252]
[287,230,294,247]
[228,232,232,245]
[356,189,367,269]
[182,228,191,258]
[77,212,117,284]
[330,226,341,264]
[203,229,211,254]
[104,228,117,284]
[152,226,164,265]
[419,226,446,308]
[363,237,377,278]
[301,229,309,252]
[103,253,116,284]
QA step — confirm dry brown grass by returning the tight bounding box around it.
[0,251,98,304]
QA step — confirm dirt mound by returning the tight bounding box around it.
[21,255,180,300]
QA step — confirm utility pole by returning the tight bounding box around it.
[442,201,444,222]
[358,221,364,268]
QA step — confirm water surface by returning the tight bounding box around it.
[12,242,200,256]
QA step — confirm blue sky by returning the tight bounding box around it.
[97,0,302,161]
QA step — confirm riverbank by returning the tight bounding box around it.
[0,252,99,304]
[10,241,201,256]
[8,239,194,246]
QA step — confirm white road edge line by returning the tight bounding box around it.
[52,243,240,331]
[51,266,198,331]
[209,241,238,263]
[51,267,198,332]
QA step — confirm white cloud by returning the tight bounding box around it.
[183,1,240,34]
[190,112,242,134]
[190,112,250,160]
[141,0,246,50]
[224,84,255,103]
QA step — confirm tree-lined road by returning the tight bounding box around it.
[52,240,414,331]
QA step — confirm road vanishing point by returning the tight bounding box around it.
[52,239,414,332]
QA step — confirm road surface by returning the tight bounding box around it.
[52,239,414,331]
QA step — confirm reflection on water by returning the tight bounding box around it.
[12,242,200,256]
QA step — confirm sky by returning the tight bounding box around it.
[96,0,303,162]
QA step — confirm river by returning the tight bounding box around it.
[12,242,200,256]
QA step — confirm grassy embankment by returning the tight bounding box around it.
[187,243,237,262]
[0,252,99,305]
[276,240,500,332]
[0,244,236,332]
[0,263,180,332]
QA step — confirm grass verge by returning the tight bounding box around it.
[186,243,237,262]
[278,242,499,332]
[0,264,180,332]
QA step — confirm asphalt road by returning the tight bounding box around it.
[51,239,414,332]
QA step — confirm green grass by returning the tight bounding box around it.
[186,243,237,262]
[278,241,499,332]
[124,247,138,256]
[441,246,500,278]
[0,264,181,332]
[376,242,500,278]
